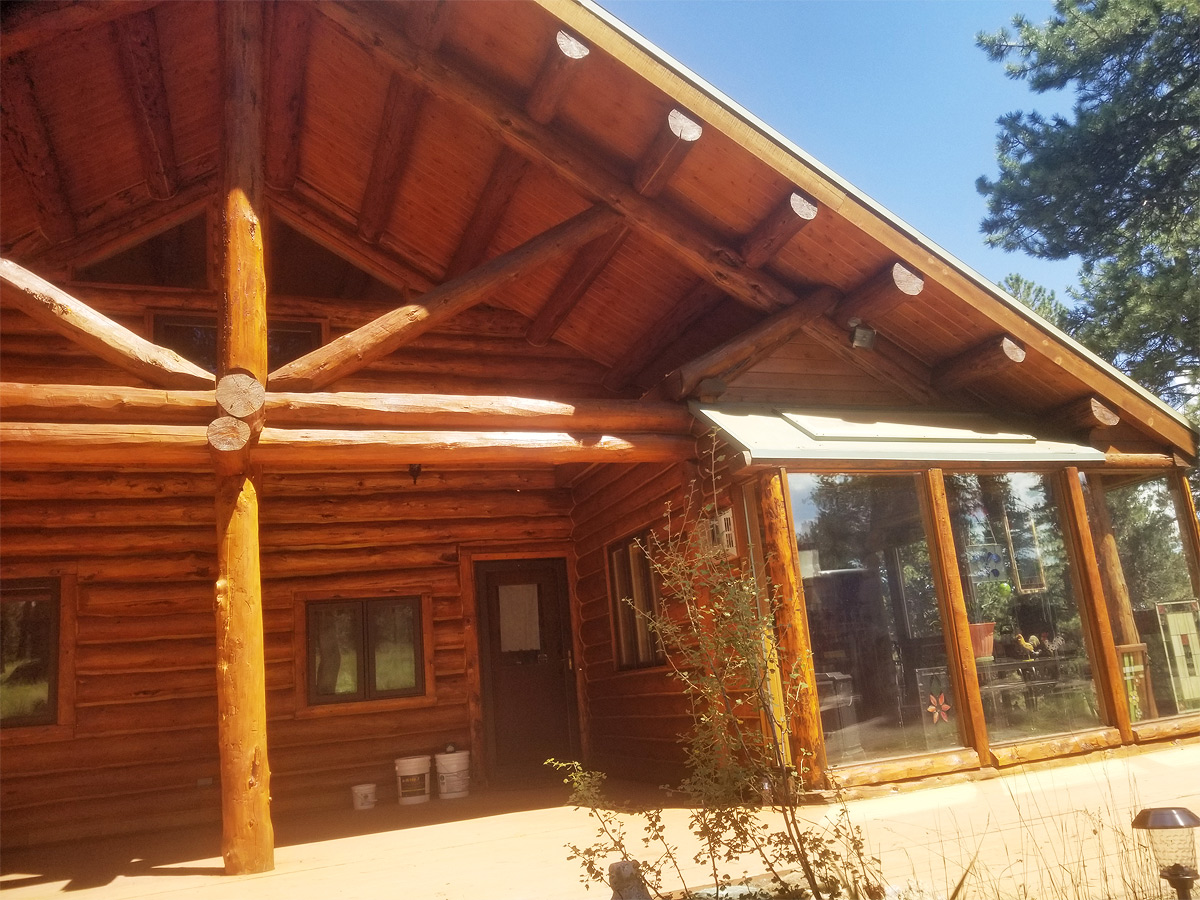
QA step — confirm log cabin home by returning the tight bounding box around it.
[1,0,1198,874]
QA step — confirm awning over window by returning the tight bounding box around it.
[692,404,1106,464]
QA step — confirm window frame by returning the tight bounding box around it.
[0,575,76,743]
[606,533,665,671]
[294,592,436,718]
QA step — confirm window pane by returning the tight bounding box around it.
[944,473,1100,743]
[1098,476,1199,720]
[1,582,58,727]
[790,474,961,765]
[608,536,660,669]
[309,603,361,701]
[369,600,419,695]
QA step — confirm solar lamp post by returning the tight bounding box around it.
[1133,806,1200,899]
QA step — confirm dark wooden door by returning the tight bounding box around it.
[477,558,577,781]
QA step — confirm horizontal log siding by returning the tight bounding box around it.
[0,467,572,846]
[569,460,693,781]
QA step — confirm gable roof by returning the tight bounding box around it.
[1,0,1195,463]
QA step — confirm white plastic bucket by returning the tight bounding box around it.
[434,750,470,799]
[350,783,376,810]
[394,755,431,805]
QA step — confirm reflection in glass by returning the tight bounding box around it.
[0,582,58,727]
[370,602,417,692]
[1098,475,1198,719]
[945,473,1100,743]
[789,473,961,765]
[310,603,361,699]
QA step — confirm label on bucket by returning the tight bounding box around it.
[399,773,427,797]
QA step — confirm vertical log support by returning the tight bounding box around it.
[920,470,989,765]
[1059,468,1132,742]
[214,1,273,875]
[1168,470,1200,599]
[755,468,826,787]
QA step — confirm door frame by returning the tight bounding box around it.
[459,543,586,785]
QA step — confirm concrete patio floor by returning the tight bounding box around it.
[2,739,1197,900]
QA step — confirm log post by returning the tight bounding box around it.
[755,468,826,787]
[919,470,989,765]
[1059,469,1132,742]
[214,1,273,875]
[1168,469,1200,599]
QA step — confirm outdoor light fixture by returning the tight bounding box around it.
[1133,806,1200,899]
[849,322,876,349]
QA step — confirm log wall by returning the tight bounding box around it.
[0,466,572,847]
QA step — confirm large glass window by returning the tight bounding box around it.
[306,597,424,705]
[944,473,1100,743]
[789,474,961,765]
[1093,475,1199,721]
[0,579,59,728]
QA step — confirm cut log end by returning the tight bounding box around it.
[789,191,819,221]
[555,30,590,60]
[216,373,266,419]
[207,416,252,453]
[891,262,925,296]
[667,109,702,143]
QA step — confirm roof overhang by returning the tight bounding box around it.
[693,404,1106,466]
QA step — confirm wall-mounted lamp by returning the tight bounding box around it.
[1133,806,1200,899]
[849,322,876,349]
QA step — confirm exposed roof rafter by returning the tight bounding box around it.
[112,9,178,200]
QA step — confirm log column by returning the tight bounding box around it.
[212,1,273,875]
[755,468,826,787]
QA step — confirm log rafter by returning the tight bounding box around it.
[111,8,178,200]
[445,29,589,281]
[355,3,450,244]
[318,2,804,316]
[264,0,313,191]
[0,258,213,388]
[269,204,622,391]
[829,261,924,329]
[1,1,161,59]
[526,107,701,347]
[0,55,76,244]
[933,334,1025,394]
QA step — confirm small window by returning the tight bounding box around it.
[153,313,323,373]
[306,597,425,705]
[608,534,663,669]
[1,579,60,728]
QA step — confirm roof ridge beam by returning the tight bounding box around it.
[112,9,178,200]
[318,2,803,315]
[445,30,589,280]
[0,258,214,388]
[268,204,621,391]
[1,56,76,244]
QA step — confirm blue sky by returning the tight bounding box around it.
[597,0,1081,302]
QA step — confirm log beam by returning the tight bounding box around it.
[264,0,312,191]
[0,259,213,388]
[355,4,449,244]
[740,190,819,269]
[525,224,628,347]
[318,2,806,315]
[112,9,178,200]
[829,261,924,329]
[1052,395,1121,431]
[667,286,840,399]
[933,335,1025,394]
[0,422,695,468]
[215,1,273,875]
[0,56,76,244]
[444,30,588,280]
[268,205,621,391]
[0,382,693,432]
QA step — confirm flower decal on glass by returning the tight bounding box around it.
[927,692,951,724]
